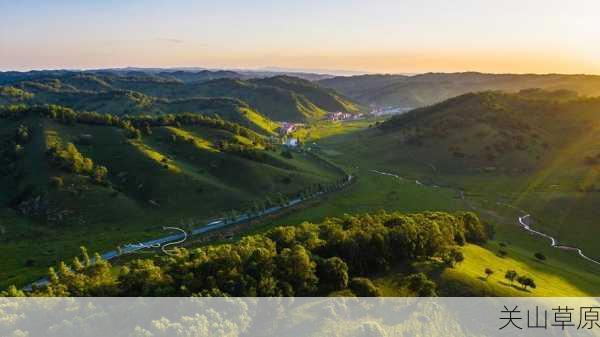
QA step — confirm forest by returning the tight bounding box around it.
[2,211,488,297]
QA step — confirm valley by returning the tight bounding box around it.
[252,115,600,296]
[1,70,600,297]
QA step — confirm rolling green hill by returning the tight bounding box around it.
[166,77,361,121]
[0,104,344,288]
[2,73,361,123]
[320,72,600,108]
[0,86,278,134]
[308,90,600,262]
[251,76,361,115]
[242,104,600,296]
[380,89,600,173]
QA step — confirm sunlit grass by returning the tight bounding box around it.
[163,126,217,151]
[129,140,182,173]
[442,243,600,296]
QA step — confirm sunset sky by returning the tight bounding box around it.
[2,0,600,74]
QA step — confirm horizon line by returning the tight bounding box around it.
[2,66,600,77]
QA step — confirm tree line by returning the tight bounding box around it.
[0,104,265,146]
[2,210,488,297]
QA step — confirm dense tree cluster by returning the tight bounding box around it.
[0,123,34,181]
[217,141,269,162]
[127,113,265,146]
[0,86,34,101]
[46,141,108,185]
[503,269,536,291]
[5,211,487,297]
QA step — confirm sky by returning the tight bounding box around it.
[1,0,600,74]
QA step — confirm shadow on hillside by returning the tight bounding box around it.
[498,280,531,293]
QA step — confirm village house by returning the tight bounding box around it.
[327,111,353,121]
[283,137,299,147]
[279,122,296,135]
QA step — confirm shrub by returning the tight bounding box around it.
[49,176,64,189]
[349,277,381,297]
[13,144,24,158]
[93,165,109,185]
[406,273,437,296]
[534,252,546,261]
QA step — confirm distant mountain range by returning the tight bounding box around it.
[0,68,335,84]
[319,72,600,108]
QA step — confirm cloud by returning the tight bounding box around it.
[155,37,184,44]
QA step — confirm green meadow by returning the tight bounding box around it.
[244,118,600,296]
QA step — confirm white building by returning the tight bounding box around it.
[284,138,299,147]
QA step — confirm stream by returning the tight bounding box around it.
[370,169,600,266]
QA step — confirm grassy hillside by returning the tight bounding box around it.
[243,111,600,296]
[0,86,278,134]
[306,90,600,260]
[252,76,361,115]
[171,77,361,121]
[0,105,343,288]
[2,73,361,123]
[320,72,600,108]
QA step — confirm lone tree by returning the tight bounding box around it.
[484,268,494,279]
[517,276,536,290]
[505,270,518,285]
[534,252,546,261]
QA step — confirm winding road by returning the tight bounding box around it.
[25,174,354,290]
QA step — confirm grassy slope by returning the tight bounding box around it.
[252,76,361,114]
[372,92,600,259]
[250,118,600,296]
[6,86,279,135]
[0,119,342,288]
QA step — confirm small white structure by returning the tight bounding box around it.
[284,137,299,147]
[327,111,353,121]
[370,106,413,116]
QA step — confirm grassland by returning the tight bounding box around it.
[248,118,600,296]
